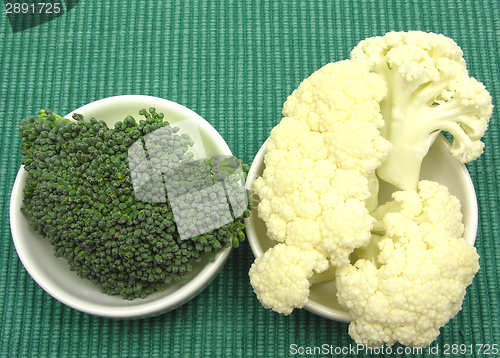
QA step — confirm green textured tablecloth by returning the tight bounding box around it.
[1,0,499,357]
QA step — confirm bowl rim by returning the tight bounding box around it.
[10,95,234,318]
[244,135,478,322]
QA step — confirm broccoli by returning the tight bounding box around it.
[19,108,252,300]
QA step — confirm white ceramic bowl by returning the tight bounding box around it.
[244,134,478,322]
[10,95,233,318]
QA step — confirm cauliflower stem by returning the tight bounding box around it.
[351,31,493,191]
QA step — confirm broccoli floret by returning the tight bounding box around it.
[19,108,252,300]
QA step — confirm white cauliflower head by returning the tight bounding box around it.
[247,31,487,350]
[249,60,390,315]
[248,244,329,315]
[252,60,390,261]
[282,60,388,132]
[351,31,493,191]
[337,180,480,347]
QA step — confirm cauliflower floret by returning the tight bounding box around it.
[252,60,388,257]
[249,31,487,350]
[267,117,313,151]
[249,244,329,315]
[371,180,464,238]
[325,120,392,175]
[415,180,464,237]
[351,31,493,191]
[325,169,372,203]
[286,217,322,249]
[318,199,375,266]
[282,60,388,131]
[250,60,390,315]
[337,226,479,348]
[337,180,480,348]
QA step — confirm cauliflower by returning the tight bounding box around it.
[336,181,480,347]
[248,31,488,349]
[249,244,329,315]
[371,179,465,238]
[251,60,390,267]
[351,31,493,191]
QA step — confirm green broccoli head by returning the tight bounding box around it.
[19,107,251,300]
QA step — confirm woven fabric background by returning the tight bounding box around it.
[1,0,499,357]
